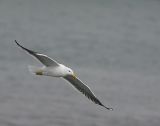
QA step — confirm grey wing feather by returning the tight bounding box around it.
[15,40,59,67]
[64,75,113,110]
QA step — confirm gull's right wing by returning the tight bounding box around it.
[64,75,113,110]
[15,40,60,67]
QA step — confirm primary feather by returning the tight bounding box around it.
[15,40,59,67]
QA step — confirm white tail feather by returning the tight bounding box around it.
[28,65,41,75]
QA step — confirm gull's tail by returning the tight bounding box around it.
[28,65,43,75]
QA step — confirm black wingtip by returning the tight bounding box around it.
[14,40,22,48]
[14,40,18,45]
[106,107,113,111]
[102,105,113,111]
[97,100,113,111]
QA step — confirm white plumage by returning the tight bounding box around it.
[15,40,113,110]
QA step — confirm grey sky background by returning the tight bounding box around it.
[0,0,160,126]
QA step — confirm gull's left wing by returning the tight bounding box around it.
[64,75,113,110]
[15,40,60,67]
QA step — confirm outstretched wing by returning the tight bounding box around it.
[15,40,60,67]
[64,75,113,110]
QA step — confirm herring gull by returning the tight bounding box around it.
[15,40,113,110]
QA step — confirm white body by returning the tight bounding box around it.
[29,64,73,77]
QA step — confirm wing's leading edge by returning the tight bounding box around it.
[15,40,59,67]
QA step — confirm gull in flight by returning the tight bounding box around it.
[15,40,113,110]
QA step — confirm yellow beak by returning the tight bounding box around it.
[72,72,76,78]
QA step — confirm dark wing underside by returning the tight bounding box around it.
[64,75,113,110]
[15,40,59,67]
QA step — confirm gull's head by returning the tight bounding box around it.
[64,67,75,77]
[59,64,76,77]
[66,67,74,75]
